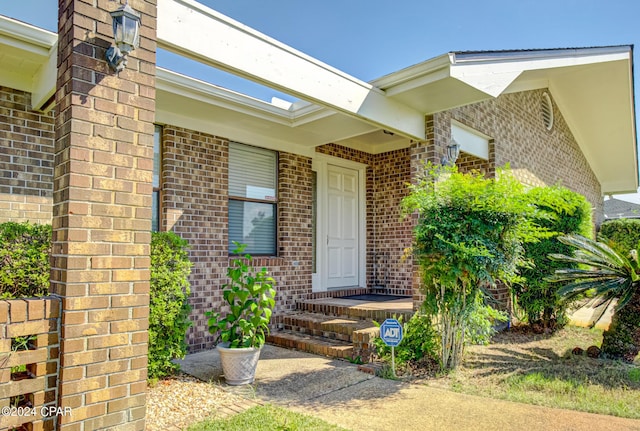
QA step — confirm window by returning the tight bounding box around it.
[228,142,277,255]
[152,125,162,232]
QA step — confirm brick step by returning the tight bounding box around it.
[267,330,355,360]
[296,300,413,322]
[280,312,378,342]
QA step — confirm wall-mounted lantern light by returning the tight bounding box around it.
[441,138,461,166]
[105,2,141,72]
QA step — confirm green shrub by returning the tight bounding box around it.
[373,312,438,365]
[148,231,193,380]
[0,222,194,379]
[0,222,51,299]
[465,292,507,345]
[598,218,640,256]
[401,164,539,370]
[513,186,592,328]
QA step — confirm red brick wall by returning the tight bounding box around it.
[371,148,413,296]
[160,126,229,351]
[316,144,413,296]
[274,152,314,311]
[0,87,54,224]
[161,126,314,351]
[439,89,602,222]
[0,298,60,431]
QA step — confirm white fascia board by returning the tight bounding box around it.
[157,0,425,140]
[450,48,631,98]
[0,17,57,108]
[372,54,452,93]
[31,43,57,110]
[0,16,56,55]
[157,68,295,125]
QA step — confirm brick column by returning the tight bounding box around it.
[409,115,437,310]
[52,1,156,430]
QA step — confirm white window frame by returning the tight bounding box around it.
[228,142,278,256]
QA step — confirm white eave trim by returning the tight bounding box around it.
[449,47,632,97]
[157,67,345,128]
[0,16,56,53]
[372,53,452,91]
[157,68,296,125]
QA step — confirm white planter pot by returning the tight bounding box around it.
[217,343,262,385]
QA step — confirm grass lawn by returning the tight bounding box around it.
[187,404,349,431]
[423,326,640,418]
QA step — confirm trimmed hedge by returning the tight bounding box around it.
[514,186,592,328]
[0,222,51,299]
[598,218,640,256]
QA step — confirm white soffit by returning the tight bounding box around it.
[156,0,425,140]
[0,16,56,109]
[451,121,489,160]
[377,46,637,194]
[156,68,380,154]
[450,48,631,96]
[549,58,637,194]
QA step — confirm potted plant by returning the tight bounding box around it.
[206,242,276,385]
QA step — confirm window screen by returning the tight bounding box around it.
[228,143,277,255]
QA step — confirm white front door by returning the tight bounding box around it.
[326,164,359,288]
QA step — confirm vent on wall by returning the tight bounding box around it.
[541,92,554,131]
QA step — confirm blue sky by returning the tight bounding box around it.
[1,0,639,197]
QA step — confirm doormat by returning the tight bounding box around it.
[340,294,410,302]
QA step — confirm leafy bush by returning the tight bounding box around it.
[148,231,193,380]
[598,218,640,256]
[514,186,592,329]
[465,292,508,345]
[401,164,539,370]
[373,312,438,364]
[0,222,51,299]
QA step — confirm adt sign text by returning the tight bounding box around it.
[380,318,403,347]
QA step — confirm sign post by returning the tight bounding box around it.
[380,318,403,377]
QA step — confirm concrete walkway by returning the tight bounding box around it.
[178,345,640,431]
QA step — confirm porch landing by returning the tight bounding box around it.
[268,295,414,362]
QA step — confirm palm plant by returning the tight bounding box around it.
[548,234,640,362]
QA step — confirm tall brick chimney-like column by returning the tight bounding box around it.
[52,1,156,429]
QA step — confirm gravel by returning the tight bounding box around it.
[145,373,245,430]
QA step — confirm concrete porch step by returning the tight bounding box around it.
[267,330,355,360]
[280,311,378,342]
[297,298,413,322]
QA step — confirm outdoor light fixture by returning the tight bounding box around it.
[105,2,141,72]
[441,138,461,165]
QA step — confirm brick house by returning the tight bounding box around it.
[0,0,637,358]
